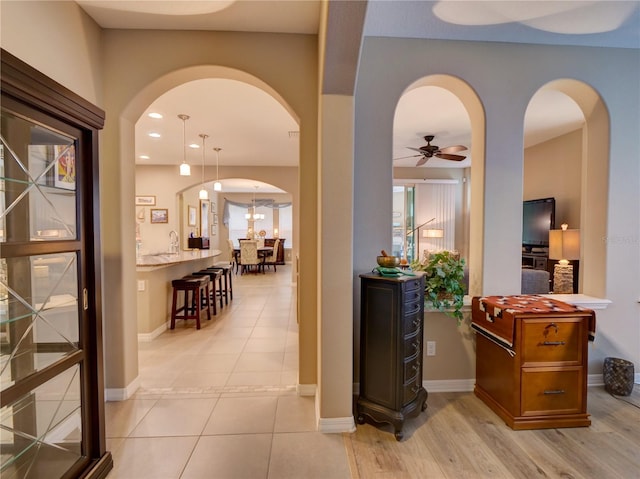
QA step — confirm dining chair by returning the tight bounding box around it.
[256,238,265,249]
[227,239,238,268]
[239,240,262,274]
[263,238,280,272]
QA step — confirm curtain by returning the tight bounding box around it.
[222,198,292,227]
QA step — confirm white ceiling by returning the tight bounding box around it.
[77,0,639,180]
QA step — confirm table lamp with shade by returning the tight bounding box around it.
[422,228,444,258]
[548,223,580,294]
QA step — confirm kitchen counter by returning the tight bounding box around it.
[136,248,222,269]
[136,248,222,338]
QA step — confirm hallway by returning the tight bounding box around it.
[105,264,351,478]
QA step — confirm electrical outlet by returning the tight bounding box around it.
[137,280,145,292]
[426,341,436,356]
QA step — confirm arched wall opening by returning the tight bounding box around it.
[523,79,609,297]
[394,75,486,296]
[116,64,307,395]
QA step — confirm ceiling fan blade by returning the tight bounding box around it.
[436,153,467,161]
[416,156,429,166]
[407,147,424,153]
[439,145,467,154]
[393,154,421,161]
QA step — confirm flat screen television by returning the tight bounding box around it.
[522,197,555,251]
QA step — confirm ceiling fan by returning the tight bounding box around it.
[394,135,467,166]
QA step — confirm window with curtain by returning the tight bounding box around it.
[228,203,248,246]
[415,182,457,258]
[279,205,292,247]
[254,205,273,236]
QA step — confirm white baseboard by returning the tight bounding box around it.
[355,375,636,395]
[317,416,356,434]
[105,376,140,401]
[138,322,169,342]
[588,373,640,387]
[297,383,317,396]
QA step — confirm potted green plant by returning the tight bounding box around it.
[411,250,466,324]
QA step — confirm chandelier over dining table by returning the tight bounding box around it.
[245,186,264,221]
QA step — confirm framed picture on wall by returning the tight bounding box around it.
[150,208,168,224]
[188,205,197,226]
[211,225,216,236]
[136,195,156,206]
[200,200,209,237]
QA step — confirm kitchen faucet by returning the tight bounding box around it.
[169,230,179,254]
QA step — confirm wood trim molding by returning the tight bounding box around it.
[1,49,105,129]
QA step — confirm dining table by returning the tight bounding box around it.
[233,246,273,273]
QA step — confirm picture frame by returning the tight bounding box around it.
[150,208,168,224]
[212,213,218,226]
[200,200,210,238]
[188,205,197,226]
[54,144,76,190]
[211,225,216,236]
[136,195,156,206]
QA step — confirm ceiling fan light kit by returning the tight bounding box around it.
[394,134,467,166]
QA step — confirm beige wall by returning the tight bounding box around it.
[134,164,297,256]
[524,129,583,228]
[355,37,639,382]
[98,29,318,394]
[1,1,104,106]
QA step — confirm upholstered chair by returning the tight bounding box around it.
[239,240,261,274]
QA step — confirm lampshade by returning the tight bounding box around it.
[423,228,444,238]
[178,114,191,176]
[549,225,580,261]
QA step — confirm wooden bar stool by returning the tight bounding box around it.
[208,262,233,305]
[192,269,223,314]
[170,275,211,329]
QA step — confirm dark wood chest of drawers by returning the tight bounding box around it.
[472,296,593,430]
[356,272,428,440]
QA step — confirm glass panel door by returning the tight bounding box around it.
[1,107,87,478]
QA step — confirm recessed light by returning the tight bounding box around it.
[148,112,163,119]
[139,155,150,160]
[148,132,161,138]
[189,143,200,149]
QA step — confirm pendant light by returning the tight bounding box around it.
[198,133,209,200]
[178,114,191,176]
[213,147,222,192]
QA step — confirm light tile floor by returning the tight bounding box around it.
[105,264,351,479]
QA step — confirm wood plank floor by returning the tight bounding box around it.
[345,386,640,479]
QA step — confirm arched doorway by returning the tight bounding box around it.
[103,61,316,401]
[524,79,609,297]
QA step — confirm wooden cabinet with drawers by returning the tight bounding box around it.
[356,272,428,440]
[473,298,593,430]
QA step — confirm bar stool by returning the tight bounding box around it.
[208,262,233,305]
[170,275,211,330]
[192,269,223,314]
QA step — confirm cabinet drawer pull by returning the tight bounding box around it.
[412,341,420,350]
[545,323,558,334]
[542,341,566,346]
[412,319,420,327]
[543,389,565,395]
